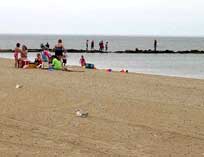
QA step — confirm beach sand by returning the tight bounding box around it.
[0,58,204,156]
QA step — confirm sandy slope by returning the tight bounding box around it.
[0,58,204,157]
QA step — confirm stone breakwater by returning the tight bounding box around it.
[0,48,204,54]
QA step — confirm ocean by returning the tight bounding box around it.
[0,34,204,79]
[1,34,204,51]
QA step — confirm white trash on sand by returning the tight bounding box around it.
[75,109,89,118]
[16,84,23,89]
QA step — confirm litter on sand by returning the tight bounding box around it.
[75,109,89,118]
[16,84,23,89]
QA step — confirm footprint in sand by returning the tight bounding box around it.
[0,91,8,98]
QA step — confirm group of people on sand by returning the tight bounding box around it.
[86,40,109,52]
[14,43,29,68]
[14,39,87,71]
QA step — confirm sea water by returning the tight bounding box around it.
[1,34,204,79]
[1,34,204,51]
[1,52,204,79]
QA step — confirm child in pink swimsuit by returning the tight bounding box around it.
[14,43,21,68]
[19,45,29,68]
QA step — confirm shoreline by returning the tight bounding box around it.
[1,57,204,80]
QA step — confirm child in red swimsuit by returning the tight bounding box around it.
[35,53,43,68]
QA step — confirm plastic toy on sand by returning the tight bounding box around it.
[48,65,54,71]
[85,63,95,69]
[120,69,129,73]
[106,69,112,72]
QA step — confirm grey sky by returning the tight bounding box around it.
[0,0,203,36]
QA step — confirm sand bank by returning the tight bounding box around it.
[0,58,204,156]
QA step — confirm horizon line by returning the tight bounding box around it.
[0,33,204,38]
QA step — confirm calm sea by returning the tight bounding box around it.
[1,34,204,51]
[1,34,204,79]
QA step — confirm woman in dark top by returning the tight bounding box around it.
[54,39,65,57]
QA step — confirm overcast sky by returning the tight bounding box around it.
[0,0,203,36]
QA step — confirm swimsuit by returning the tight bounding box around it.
[55,47,63,57]
[35,58,42,65]
[14,51,19,59]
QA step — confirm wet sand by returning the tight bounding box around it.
[0,58,204,156]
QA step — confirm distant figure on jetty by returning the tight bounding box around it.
[80,55,86,67]
[99,40,104,51]
[91,40,94,50]
[154,40,158,52]
[105,42,109,52]
[54,39,65,58]
[86,40,89,51]
[14,43,22,68]
[45,42,50,49]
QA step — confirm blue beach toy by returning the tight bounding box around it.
[85,63,95,69]
[48,65,54,71]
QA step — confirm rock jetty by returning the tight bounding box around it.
[0,48,204,54]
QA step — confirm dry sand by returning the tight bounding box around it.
[0,58,204,157]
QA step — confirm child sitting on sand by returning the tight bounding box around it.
[41,47,51,63]
[52,56,63,70]
[14,43,22,68]
[35,53,43,68]
[80,55,86,67]
[52,56,72,71]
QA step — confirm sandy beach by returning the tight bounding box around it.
[0,58,204,156]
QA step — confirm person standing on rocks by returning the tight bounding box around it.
[86,40,89,51]
[154,40,158,52]
[91,40,94,50]
[101,41,104,51]
[105,42,109,52]
[99,40,104,51]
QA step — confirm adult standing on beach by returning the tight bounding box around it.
[91,40,94,50]
[20,45,28,60]
[54,39,65,57]
[14,43,22,68]
[19,45,29,68]
[154,40,158,52]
